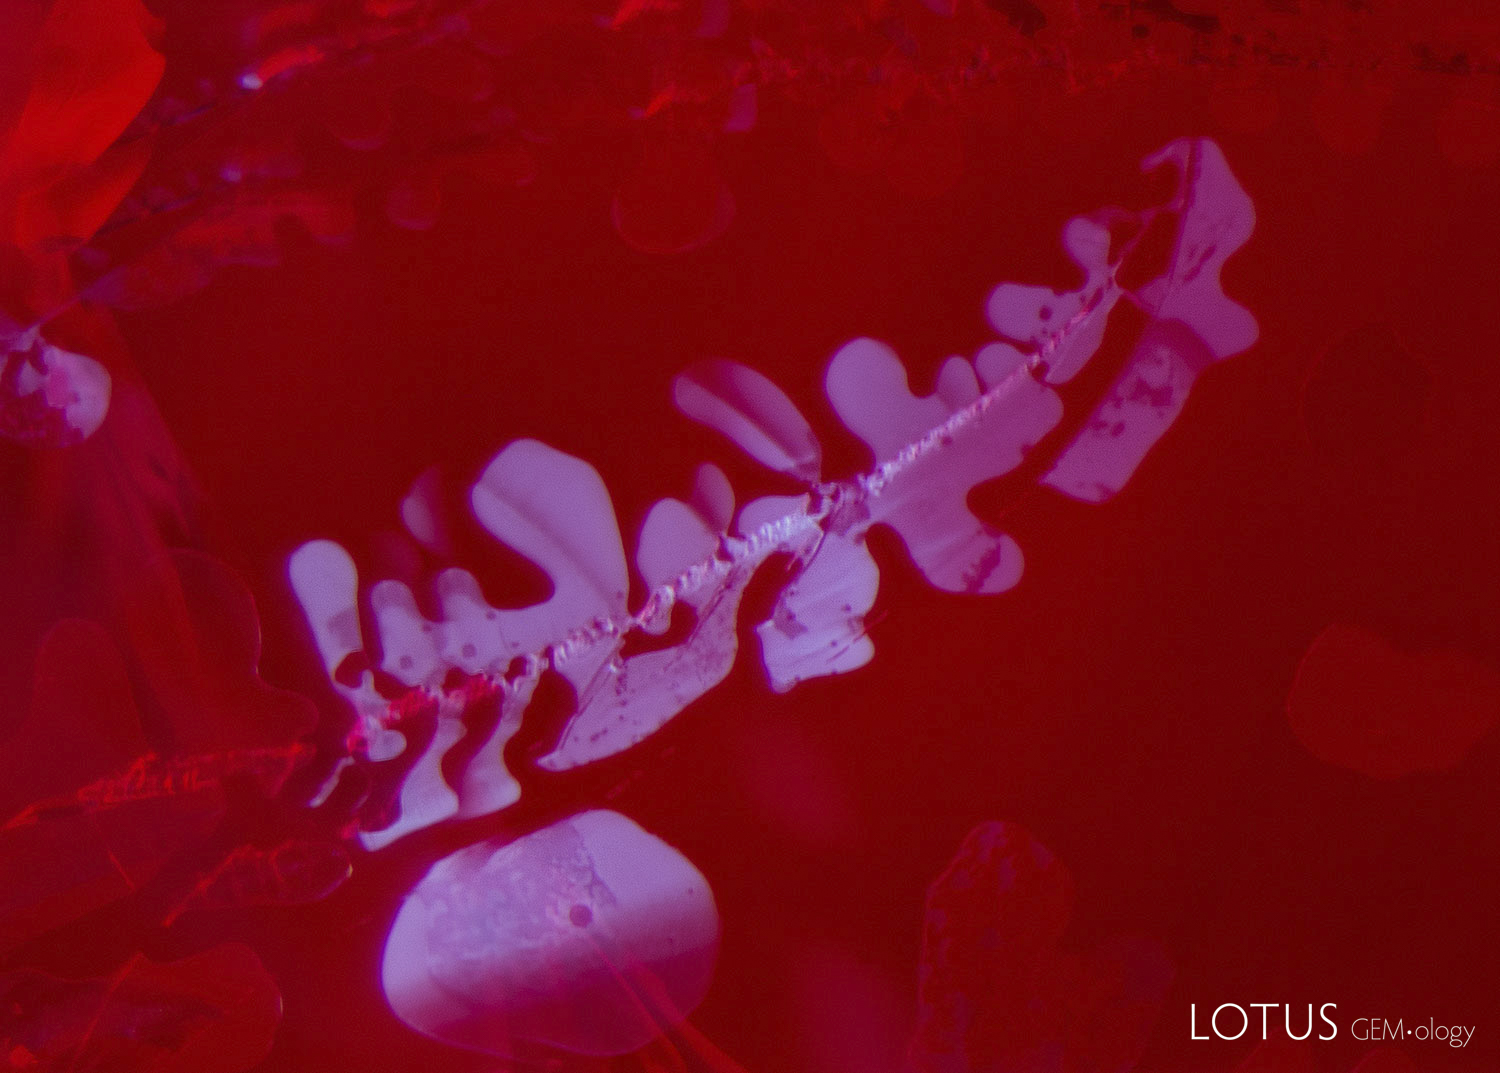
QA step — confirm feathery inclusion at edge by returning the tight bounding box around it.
[289,137,1258,851]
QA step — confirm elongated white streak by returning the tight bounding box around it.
[458,192,1174,693]
[301,136,1257,854]
[341,245,1130,741]
[383,328,1053,733]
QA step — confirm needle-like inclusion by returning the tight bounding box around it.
[290,137,1258,850]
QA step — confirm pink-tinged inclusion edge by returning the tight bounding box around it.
[381,809,720,1057]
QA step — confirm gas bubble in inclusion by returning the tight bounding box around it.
[381,809,720,1058]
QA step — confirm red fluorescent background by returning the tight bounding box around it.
[3,1,1499,1071]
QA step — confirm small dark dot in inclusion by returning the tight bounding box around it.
[569,903,593,927]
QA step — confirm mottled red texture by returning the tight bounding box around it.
[912,822,1172,1073]
[0,552,317,954]
[1288,624,1500,780]
[0,944,280,1073]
